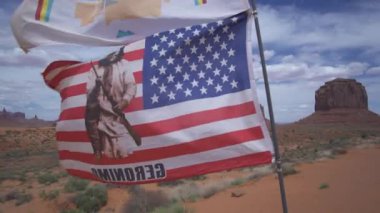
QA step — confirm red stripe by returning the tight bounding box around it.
[60,83,87,101]
[64,151,272,184]
[133,71,142,84]
[66,169,100,181]
[59,126,263,164]
[57,131,89,142]
[123,49,144,61]
[133,102,256,137]
[59,106,86,121]
[125,97,143,112]
[58,71,142,100]
[57,101,256,139]
[203,0,207,4]
[35,0,44,20]
[49,63,92,89]
[58,96,143,121]
[47,49,143,89]
[42,60,81,78]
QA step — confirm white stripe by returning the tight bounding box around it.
[45,67,64,82]
[60,87,142,112]
[56,119,84,132]
[58,142,92,153]
[128,60,143,73]
[136,85,142,97]
[56,72,89,92]
[125,39,145,53]
[54,60,142,93]
[128,89,255,125]
[60,138,272,172]
[45,62,84,82]
[61,94,87,111]
[60,89,256,125]
[57,113,266,152]
[46,39,144,84]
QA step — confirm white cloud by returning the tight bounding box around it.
[0,78,59,119]
[256,5,380,51]
[0,47,49,67]
[253,52,370,83]
[264,50,275,60]
[256,80,318,123]
[267,62,308,82]
[307,62,368,80]
[366,66,380,76]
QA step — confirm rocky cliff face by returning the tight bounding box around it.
[0,108,26,119]
[315,78,368,111]
[299,78,380,124]
[0,108,54,128]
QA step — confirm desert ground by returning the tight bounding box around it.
[0,121,379,213]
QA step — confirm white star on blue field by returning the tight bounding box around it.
[0,0,379,123]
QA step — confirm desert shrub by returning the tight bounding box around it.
[58,171,69,178]
[150,202,192,213]
[319,183,329,189]
[38,172,59,185]
[169,182,212,202]
[64,177,89,192]
[61,209,86,213]
[202,187,219,199]
[15,193,33,206]
[4,190,33,206]
[0,170,26,182]
[39,189,60,200]
[74,184,107,212]
[248,165,274,180]
[5,150,28,158]
[5,130,14,135]
[124,186,170,213]
[18,175,27,182]
[4,190,20,201]
[230,178,244,186]
[282,163,298,176]
[186,194,200,203]
[0,195,4,203]
[331,148,347,155]
[168,180,233,203]
[188,175,207,181]
[361,132,369,139]
[157,179,185,187]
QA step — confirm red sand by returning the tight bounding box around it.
[187,146,380,213]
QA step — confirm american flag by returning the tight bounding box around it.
[143,12,250,109]
[43,12,273,184]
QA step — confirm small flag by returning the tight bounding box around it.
[116,30,134,38]
[42,12,273,184]
[12,0,251,51]
[195,0,207,6]
[35,0,54,22]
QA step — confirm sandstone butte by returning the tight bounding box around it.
[298,78,380,124]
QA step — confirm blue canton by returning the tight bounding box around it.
[142,12,250,109]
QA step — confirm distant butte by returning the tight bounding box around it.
[0,108,54,128]
[298,78,380,124]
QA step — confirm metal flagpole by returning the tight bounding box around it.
[248,0,289,212]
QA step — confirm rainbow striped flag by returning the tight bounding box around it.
[12,0,251,51]
[195,0,207,6]
[35,0,54,22]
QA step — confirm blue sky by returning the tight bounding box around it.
[0,0,379,123]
